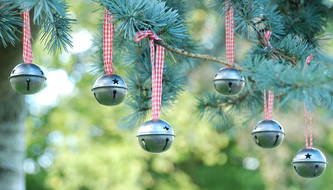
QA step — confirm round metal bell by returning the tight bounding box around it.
[292,148,327,178]
[213,67,245,96]
[251,119,285,149]
[137,119,175,153]
[91,74,127,106]
[9,63,46,95]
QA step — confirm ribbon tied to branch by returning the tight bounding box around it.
[134,30,165,120]
[304,55,314,148]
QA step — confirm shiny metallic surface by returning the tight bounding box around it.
[292,148,327,178]
[9,63,46,95]
[214,67,245,95]
[91,74,127,106]
[251,119,285,148]
[137,119,175,153]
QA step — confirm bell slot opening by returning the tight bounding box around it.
[254,135,260,146]
[162,138,170,151]
[113,90,117,99]
[26,78,31,91]
[273,135,279,146]
[141,139,149,151]
[314,165,319,177]
[228,82,233,93]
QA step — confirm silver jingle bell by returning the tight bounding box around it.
[91,74,127,106]
[9,63,46,95]
[251,119,285,149]
[137,119,175,153]
[292,148,327,178]
[214,67,245,96]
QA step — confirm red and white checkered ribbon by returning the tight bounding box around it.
[304,55,314,148]
[264,30,272,48]
[263,90,274,120]
[134,30,165,120]
[304,106,313,148]
[225,0,235,66]
[103,10,114,75]
[23,11,33,64]
[262,30,274,120]
[306,54,313,65]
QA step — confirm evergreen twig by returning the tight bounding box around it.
[155,40,238,68]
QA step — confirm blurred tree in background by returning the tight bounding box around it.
[1,0,333,190]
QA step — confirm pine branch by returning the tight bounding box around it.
[0,2,21,47]
[214,0,311,65]
[95,0,333,126]
[155,40,237,68]
[0,0,74,52]
[32,0,74,52]
[272,49,297,64]
[249,15,298,65]
[39,8,74,52]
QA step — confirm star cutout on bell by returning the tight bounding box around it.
[112,78,119,84]
[305,153,312,159]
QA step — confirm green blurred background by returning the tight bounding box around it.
[23,0,333,189]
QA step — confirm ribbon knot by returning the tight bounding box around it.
[134,31,161,42]
[134,30,165,120]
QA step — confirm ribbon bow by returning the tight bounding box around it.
[134,30,165,120]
